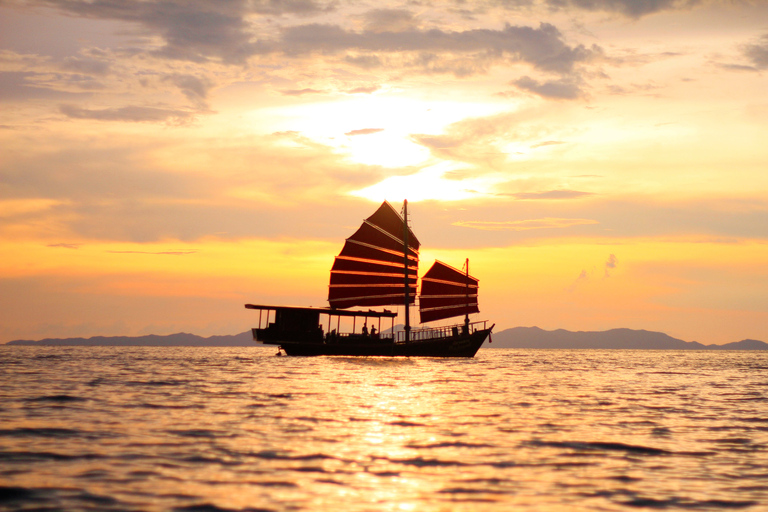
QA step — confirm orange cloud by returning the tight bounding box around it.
[454,218,599,231]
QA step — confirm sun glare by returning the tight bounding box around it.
[345,129,430,167]
[350,161,497,202]
[257,94,501,167]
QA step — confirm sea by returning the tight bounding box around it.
[1,346,767,512]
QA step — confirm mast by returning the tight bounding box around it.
[403,199,410,344]
[464,258,470,328]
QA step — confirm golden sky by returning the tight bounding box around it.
[2,0,767,344]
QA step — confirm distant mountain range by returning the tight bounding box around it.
[5,332,254,347]
[5,327,767,349]
[487,327,767,350]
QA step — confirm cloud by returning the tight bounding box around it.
[411,108,562,165]
[363,8,419,33]
[346,85,381,94]
[344,54,384,69]
[25,3,602,87]
[0,126,393,243]
[567,0,699,17]
[743,34,768,70]
[250,0,334,16]
[0,71,90,102]
[454,218,599,231]
[0,199,67,221]
[106,250,197,255]
[530,140,566,149]
[59,104,196,123]
[37,0,260,64]
[431,196,768,248]
[164,74,214,108]
[513,75,585,99]
[46,243,82,249]
[718,63,761,72]
[345,128,385,136]
[61,56,111,75]
[511,190,593,199]
[715,34,768,72]
[496,0,701,18]
[280,88,327,96]
[279,22,598,76]
[566,267,591,292]
[567,253,617,287]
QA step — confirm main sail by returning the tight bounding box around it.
[328,201,420,309]
[419,260,479,323]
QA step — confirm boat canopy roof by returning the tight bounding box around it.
[245,304,397,318]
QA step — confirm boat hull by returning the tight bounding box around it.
[274,328,491,357]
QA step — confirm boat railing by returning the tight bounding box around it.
[326,331,395,343]
[395,320,488,343]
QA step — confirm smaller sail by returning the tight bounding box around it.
[419,260,479,323]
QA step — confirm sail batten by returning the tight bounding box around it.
[419,260,479,323]
[328,201,419,309]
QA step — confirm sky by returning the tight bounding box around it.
[1,0,767,345]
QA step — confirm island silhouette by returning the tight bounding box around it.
[6,327,766,350]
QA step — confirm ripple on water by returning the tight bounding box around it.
[1,347,767,511]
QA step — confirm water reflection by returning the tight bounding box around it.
[0,347,766,511]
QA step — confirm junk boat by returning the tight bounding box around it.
[245,200,493,356]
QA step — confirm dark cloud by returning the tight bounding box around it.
[280,22,596,75]
[364,8,419,33]
[345,128,385,136]
[29,2,599,81]
[718,63,760,72]
[164,74,214,107]
[715,34,768,72]
[565,0,698,17]
[35,0,333,64]
[38,0,259,64]
[604,253,617,276]
[250,0,334,16]
[403,52,487,77]
[344,54,384,69]
[496,0,701,18]
[59,104,195,123]
[743,34,768,70]
[513,75,585,99]
[61,56,111,75]
[0,72,91,102]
